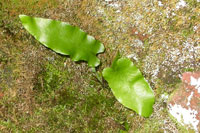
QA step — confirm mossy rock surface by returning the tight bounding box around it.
[0,0,199,132]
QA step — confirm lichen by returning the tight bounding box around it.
[168,104,199,132]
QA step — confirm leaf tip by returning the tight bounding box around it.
[19,14,27,19]
[19,15,30,24]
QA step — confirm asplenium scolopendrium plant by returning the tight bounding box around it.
[19,15,104,67]
[19,15,155,117]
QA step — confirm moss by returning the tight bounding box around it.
[33,60,68,103]
[182,23,195,38]
[135,119,164,132]
[36,63,67,91]
[0,0,58,36]
[31,81,127,132]
[185,0,199,7]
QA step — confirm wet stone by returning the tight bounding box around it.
[168,72,200,132]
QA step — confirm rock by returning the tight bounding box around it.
[168,72,200,132]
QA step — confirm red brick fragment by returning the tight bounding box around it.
[168,72,200,132]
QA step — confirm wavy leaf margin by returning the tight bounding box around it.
[19,15,104,67]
